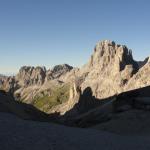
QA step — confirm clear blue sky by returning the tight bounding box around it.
[0,0,150,74]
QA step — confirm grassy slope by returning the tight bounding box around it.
[33,84,70,112]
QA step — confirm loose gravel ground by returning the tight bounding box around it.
[0,112,150,150]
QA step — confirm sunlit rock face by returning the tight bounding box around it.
[48,40,144,115]
[75,40,139,99]
[0,64,73,104]
[15,64,73,87]
[15,66,46,86]
[125,59,150,91]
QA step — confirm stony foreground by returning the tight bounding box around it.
[1,113,150,150]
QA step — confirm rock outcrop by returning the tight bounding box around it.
[0,76,16,93]
[0,64,73,104]
[14,64,73,87]
[16,66,46,86]
[48,40,150,116]
[72,40,139,99]
[125,59,150,90]
[137,57,150,68]
[46,64,73,81]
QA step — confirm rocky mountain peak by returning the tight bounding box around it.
[16,66,46,86]
[0,76,16,93]
[46,64,73,80]
[78,40,140,99]
[88,40,138,72]
[137,57,150,68]
[52,64,73,74]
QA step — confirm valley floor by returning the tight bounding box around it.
[1,112,150,150]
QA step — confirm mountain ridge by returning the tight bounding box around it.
[0,40,150,115]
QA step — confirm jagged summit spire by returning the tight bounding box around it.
[96,40,115,46]
[88,40,136,71]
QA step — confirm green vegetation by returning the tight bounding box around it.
[33,84,70,112]
[0,88,3,91]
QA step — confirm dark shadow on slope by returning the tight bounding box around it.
[62,86,150,127]
[65,87,113,116]
[1,85,150,129]
[0,90,59,123]
[91,86,150,135]
[62,87,116,126]
[113,85,150,111]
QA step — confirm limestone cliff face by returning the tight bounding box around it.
[15,64,73,87]
[53,40,150,116]
[16,66,46,86]
[88,40,135,70]
[75,40,139,99]
[0,64,73,102]
[50,40,141,115]
[125,58,150,90]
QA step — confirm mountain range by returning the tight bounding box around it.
[1,40,150,150]
[0,40,150,113]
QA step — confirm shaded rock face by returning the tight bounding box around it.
[137,57,150,69]
[0,90,52,121]
[46,64,73,81]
